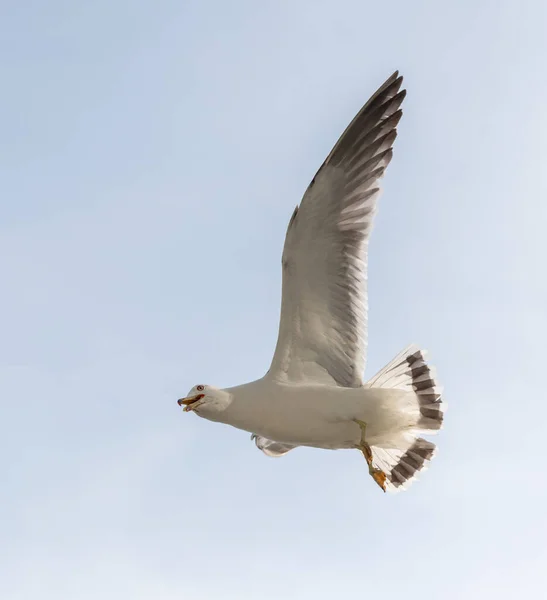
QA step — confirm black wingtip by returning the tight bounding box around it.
[387,70,403,86]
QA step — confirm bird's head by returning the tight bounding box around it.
[177,384,232,417]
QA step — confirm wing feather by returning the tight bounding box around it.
[266,72,406,387]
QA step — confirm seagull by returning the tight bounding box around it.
[178,71,444,493]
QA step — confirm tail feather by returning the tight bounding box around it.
[367,344,445,432]
[367,345,445,493]
[373,438,436,492]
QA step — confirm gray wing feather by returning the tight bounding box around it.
[267,72,405,387]
[251,434,299,457]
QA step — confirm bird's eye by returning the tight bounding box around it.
[196,385,204,391]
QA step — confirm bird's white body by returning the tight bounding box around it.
[200,379,418,450]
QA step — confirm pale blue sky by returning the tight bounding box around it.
[2,1,547,598]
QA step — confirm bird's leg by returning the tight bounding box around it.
[354,419,387,492]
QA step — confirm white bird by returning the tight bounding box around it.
[178,71,444,493]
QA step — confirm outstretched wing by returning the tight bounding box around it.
[267,72,406,387]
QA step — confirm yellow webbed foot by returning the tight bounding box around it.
[353,419,387,493]
[370,467,387,493]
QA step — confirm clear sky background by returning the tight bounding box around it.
[2,1,547,598]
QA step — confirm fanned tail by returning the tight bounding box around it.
[366,345,445,492]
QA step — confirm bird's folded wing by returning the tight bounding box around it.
[267,72,406,387]
[251,434,299,457]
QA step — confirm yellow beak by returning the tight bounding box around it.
[177,394,205,412]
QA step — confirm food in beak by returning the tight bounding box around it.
[177,394,205,412]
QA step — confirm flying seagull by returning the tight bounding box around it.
[178,71,444,492]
